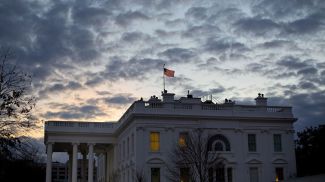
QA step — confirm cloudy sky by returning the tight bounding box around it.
[1,0,324,136]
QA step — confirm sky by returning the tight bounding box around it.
[1,0,325,137]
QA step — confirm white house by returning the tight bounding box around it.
[44,90,297,182]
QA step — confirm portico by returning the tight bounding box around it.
[45,121,117,182]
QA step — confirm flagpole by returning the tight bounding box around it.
[163,64,165,92]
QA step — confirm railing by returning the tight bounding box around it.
[140,101,291,112]
[46,121,115,129]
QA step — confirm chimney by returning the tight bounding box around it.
[161,90,175,102]
[255,93,267,106]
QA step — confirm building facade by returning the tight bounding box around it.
[44,91,297,182]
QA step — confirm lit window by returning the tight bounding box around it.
[179,132,188,147]
[150,132,160,152]
[248,134,257,152]
[151,168,160,182]
[273,134,282,152]
[275,167,284,181]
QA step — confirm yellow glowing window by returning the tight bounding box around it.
[179,132,188,147]
[150,132,160,152]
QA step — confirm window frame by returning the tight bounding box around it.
[151,167,161,182]
[248,134,257,152]
[179,132,189,148]
[150,132,160,152]
[273,134,282,152]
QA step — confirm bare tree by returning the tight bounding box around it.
[109,170,121,182]
[134,168,146,182]
[0,49,36,159]
[166,129,224,182]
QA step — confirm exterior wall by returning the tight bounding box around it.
[45,92,297,182]
[127,118,296,182]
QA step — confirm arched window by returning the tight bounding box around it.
[208,134,231,151]
[214,141,224,151]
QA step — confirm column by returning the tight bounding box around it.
[72,143,79,182]
[46,142,53,182]
[88,143,94,182]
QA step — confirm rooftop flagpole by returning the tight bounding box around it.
[163,64,166,92]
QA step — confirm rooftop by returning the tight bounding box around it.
[45,91,296,137]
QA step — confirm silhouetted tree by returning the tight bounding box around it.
[0,49,36,160]
[296,125,325,177]
[135,168,146,182]
[166,129,223,182]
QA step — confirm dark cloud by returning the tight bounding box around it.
[289,92,325,130]
[259,40,295,49]
[72,5,112,27]
[43,104,107,120]
[38,81,83,97]
[104,94,137,105]
[298,81,318,90]
[277,56,309,70]
[234,17,280,36]
[159,48,197,63]
[182,24,220,39]
[115,11,149,27]
[185,7,208,21]
[101,56,165,81]
[0,0,107,84]
[284,11,325,34]
[204,38,249,54]
[85,74,105,87]
[190,87,226,98]
[121,31,151,43]
[297,67,318,76]
[96,91,112,95]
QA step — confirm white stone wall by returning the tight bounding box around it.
[118,118,297,182]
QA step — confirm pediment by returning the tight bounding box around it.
[146,157,165,164]
[246,158,262,164]
[272,158,288,164]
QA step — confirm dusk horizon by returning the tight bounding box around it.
[1,0,324,138]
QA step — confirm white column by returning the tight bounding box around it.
[72,143,79,182]
[46,142,53,182]
[88,143,94,182]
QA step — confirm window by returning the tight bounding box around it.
[150,132,160,152]
[180,168,190,182]
[227,168,233,182]
[179,132,188,147]
[207,134,231,151]
[275,167,284,181]
[208,168,213,182]
[216,167,225,182]
[249,167,259,182]
[248,134,257,152]
[273,134,282,152]
[214,141,224,151]
[151,168,160,182]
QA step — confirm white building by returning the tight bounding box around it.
[44,90,297,182]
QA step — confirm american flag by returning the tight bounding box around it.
[164,68,175,77]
